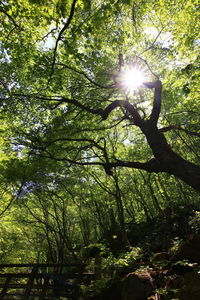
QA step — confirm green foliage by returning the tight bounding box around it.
[81,276,112,299]
[0,0,199,270]
[114,248,141,268]
[189,211,200,234]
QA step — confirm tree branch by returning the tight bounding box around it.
[107,158,163,173]
[0,7,21,30]
[138,27,165,57]
[0,183,24,217]
[136,57,160,79]
[32,147,163,174]
[14,93,104,117]
[61,97,103,116]
[101,100,144,126]
[142,80,162,125]
[55,63,113,89]
[42,137,105,151]
[159,125,200,137]
[48,0,78,83]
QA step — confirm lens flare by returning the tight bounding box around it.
[122,68,145,91]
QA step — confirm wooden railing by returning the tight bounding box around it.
[0,263,92,299]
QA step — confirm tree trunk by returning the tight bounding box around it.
[141,121,200,192]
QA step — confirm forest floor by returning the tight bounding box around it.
[83,205,200,300]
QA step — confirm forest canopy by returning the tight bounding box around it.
[0,0,199,265]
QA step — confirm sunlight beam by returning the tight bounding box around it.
[121,67,145,92]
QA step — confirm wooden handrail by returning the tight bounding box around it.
[0,263,93,299]
[0,263,85,268]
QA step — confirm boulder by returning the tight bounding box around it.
[87,272,154,300]
[121,272,154,300]
[176,271,200,300]
[175,234,200,263]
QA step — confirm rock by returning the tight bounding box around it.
[176,271,200,300]
[87,282,121,300]
[171,263,194,275]
[121,272,154,300]
[87,272,154,300]
[175,234,200,263]
[153,252,169,261]
[151,252,170,265]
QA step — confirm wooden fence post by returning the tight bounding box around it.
[0,276,12,299]
[24,266,38,300]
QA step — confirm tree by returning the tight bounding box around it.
[99,80,200,191]
[0,1,199,202]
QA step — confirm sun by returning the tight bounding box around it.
[121,67,145,92]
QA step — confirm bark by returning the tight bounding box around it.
[140,122,200,192]
[113,174,130,247]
